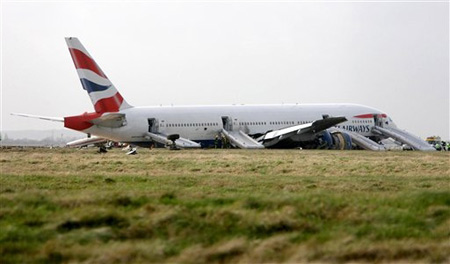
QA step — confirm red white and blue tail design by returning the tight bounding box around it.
[65,37,132,113]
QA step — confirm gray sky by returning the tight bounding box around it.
[2,0,449,139]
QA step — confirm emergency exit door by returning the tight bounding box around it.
[148,118,159,133]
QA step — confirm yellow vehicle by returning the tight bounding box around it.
[426,136,442,145]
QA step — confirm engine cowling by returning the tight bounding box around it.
[331,131,353,150]
[318,130,353,150]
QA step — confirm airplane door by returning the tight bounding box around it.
[148,118,159,133]
[373,114,383,127]
[221,116,232,131]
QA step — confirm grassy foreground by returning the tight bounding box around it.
[0,147,449,263]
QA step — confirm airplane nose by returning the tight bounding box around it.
[386,120,398,129]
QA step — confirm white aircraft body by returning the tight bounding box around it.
[13,38,435,151]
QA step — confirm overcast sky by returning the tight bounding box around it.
[1,0,449,139]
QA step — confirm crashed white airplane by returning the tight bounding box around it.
[13,38,435,151]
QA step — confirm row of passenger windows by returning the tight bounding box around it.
[240,121,312,126]
[352,120,371,124]
[167,121,371,127]
[166,121,314,128]
[166,120,370,128]
[167,123,219,128]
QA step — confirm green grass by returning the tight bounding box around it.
[0,147,449,263]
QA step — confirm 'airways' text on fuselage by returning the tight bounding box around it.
[338,125,371,133]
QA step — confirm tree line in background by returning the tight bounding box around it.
[0,133,80,147]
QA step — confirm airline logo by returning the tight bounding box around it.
[338,125,371,133]
[65,37,129,113]
[337,113,388,133]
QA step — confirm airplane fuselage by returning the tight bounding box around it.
[80,103,393,147]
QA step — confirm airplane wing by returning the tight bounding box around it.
[11,113,64,122]
[66,136,108,147]
[260,116,347,147]
[298,116,347,135]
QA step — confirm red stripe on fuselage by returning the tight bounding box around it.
[94,93,124,113]
[354,113,387,118]
[354,114,373,119]
[68,48,107,78]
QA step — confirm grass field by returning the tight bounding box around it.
[1,147,449,263]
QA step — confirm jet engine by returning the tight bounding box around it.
[318,130,353,150]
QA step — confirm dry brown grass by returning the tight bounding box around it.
[1,147,449,263]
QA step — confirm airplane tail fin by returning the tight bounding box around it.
[65,37,132,113]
